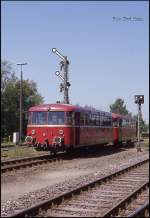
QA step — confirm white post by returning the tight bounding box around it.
[137,104,141,152]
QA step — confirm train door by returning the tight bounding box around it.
[75,112,80,146]
[113,118,119,145]
[118,119,122,144]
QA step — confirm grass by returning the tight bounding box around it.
[1,145,48,160]
[1,138,149,160]
[1,142,16,147]
[140,138,149,151]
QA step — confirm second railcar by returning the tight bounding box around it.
[112,113,136,145]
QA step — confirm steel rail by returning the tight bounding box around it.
[1,142,129,172]
[102,181,149,217]
[128,201,149,217]
[1,143,28,149]
[1,153,66,173]
[1,154,50,166]
[9,158,149,217]
[1,144,15,149]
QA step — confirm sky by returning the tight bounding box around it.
[1,1,149,123]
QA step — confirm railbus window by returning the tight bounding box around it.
[128,120,130,128]
[90,113,96,126]
[96,114,100,126]
[107,116,112,126]
[107,116,111,126]
[103,116,107,126]
[85,113,89,126]
[48,112,65,125]
[31,112,47,124]
[32,112,36,124]
[80,113,85,126]
[126,119,129,127]
[37,112,47,124]
[28,112,33,124]
[75,112,80,125]
[119,119,122,127]
[65,112,73,125]
[113,120,119,127]
[122,119,126,127]
[103,116,106,126]
[100,115,103,126]
[94,114,97,126]
[106,116,109,126]
[110,117,113,126]
[89,113,92,126]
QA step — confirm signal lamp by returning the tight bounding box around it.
[134,95,144,104]
[67,82,71,87]
[55,71,60,76]
[52,48,57,53]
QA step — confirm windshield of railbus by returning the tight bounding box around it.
[28,111,73,125]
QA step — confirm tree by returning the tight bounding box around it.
[132,115,149,133]
[109,98,129,115]
[1,60,17,94]
[1,60,44,140]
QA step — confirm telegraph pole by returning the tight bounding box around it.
[134,95,144,152]
[17,63,28,143]
[52,48,70,104]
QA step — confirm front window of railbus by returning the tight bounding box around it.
[48,111,73,125]
[48,111,65,125]
[36,112,47,124]
[28,112,32,124]
[28,112,47,125]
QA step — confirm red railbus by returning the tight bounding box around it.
[25,103,136,153]
[25,103,113,152]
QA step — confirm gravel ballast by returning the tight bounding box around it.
[1,146,149,217]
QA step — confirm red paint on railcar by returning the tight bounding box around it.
[112,113,121,145]
[26,104,136,153]
[26,103,113,152]
[112,113,136,145]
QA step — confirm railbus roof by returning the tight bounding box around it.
[28,103,112,116]
[112,113,136,121]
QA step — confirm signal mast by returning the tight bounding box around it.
[52,48,70,104]
[134,95,144,152]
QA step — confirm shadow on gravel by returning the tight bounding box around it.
[63,143,135,160]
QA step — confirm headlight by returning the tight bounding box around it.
[53,137,64,144]
[25,136,33,143]
[59,130,64,134]
[31,130,35,134]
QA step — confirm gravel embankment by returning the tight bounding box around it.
[1,147,149,217]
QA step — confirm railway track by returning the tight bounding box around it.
[1,144,29,151]
[1,143,132,173]
[128,201,149,217]
[10,158,149,217]
[1,153,66,173]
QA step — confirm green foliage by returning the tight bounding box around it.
[1,146,48,159]
[110,98,148,134]
[109,98,129,115]
[1,60,17,94]
[132,115,149,133]
[1,60,44,139]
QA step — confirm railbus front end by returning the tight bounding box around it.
[25,104,75,153]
